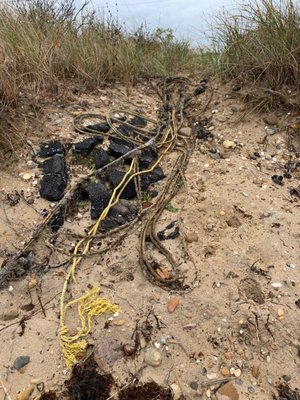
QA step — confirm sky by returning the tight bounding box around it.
[88,0,236,45]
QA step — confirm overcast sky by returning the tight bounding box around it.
[88,0,236,45]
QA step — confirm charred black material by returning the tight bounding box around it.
[38,140,65,158]
[86,123,110,133]
[108,137,135,159]
[109,170,136,199]
[85,183,111,219]
[74,137,103,156]
[93,148,110,169]
[40,173,67,201]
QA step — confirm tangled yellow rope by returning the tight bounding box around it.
[59,112,175,368]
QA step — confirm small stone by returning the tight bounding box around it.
[286,263,296,269]
[26,196,35,205]
[1,310,19,321]
[265,127,276,135]
[224,352,233,360]
[263,113,279,126]
[144,347,162,367]
[251,364,260,379]
[185,232,199,243]
[226,216,241,228]
[23,173,33,181]
[223,140,236,149]
[170,384,182,400]
[220,210,225,216]
[248,385,255,394]
[179,127,192,137]
[190,381,198,390]
[216,383,239,400]
[167,297,180,313]
[220,367,230,377]
[282,374,291,383]
[234,368,242,378]
[113,319,125,326]
[139,335,146,349]
[13,355,30,370]
[271,282,282,290]
[267,377,273,385]
[277,308,285,320]
[207,372,217,379]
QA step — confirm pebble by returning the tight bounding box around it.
[282,374,292,383]
[190,381,198,390]
[251,364,260,379]
[167,296,180,313]
[13,355,30,370]
[223,140,236,149]
[139,336,146,349]
[234,368,242,378]
[286,263,296,269]
[224,352,233,360]
[267,377,273,385]
[22,173,33,181]
[170,384,182,400]
[1,310,19,321]
[216,383,239,400]
[207,372,217,379]
[179,127,192,137]
[248,385,255,394]
[271,282,282,290]
[185,232,199,243]
[220,367,230,376]
[144,348,162,367]
[277,308,285,320]
[265,127,276,135]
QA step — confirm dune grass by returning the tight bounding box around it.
[212,0,300,90]
[0,0,200,150]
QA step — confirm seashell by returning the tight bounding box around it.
[144,347,162,367]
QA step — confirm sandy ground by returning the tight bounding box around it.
[0,80,299,400]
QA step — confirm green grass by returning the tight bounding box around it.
[0,0,203,150]
[211,0,300,90]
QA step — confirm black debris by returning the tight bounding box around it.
[295,299,300,308]
[38,140,65,158]
[93,148,110,169]
[196,119,213,140]
[118,124,132,136]
[290,187,300,198]
[139,148,157,169]
[158,221,180,241]
[129,115,147,127]
[108,170,136,200]
[74,136,103,156]
[40,173,67,201]
[272,382,300,400]
[41,154,66,175]
[272,175,284,186]
[141,166,165,191]
[48,206,66,232]
[85,183,111,219]
[108,137,135,159]
[86,123,110,133]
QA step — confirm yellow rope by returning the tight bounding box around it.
[59,110,176,368]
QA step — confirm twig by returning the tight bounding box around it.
[200,376,236,388]
[37,293,46,317]
[0,378,12,400]
[0,292,60,333]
